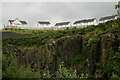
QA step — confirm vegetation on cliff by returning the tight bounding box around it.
[2,18,120,79]
[2,54,41,78]
[2,18,120,48]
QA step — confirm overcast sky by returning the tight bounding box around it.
[2,2,117,28]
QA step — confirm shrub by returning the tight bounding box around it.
[56,62,89,78]
[42,70,54,78]
[57,62,72,78]
[72,53,84,63]
[111,73,120,79]
[106,52,120,78]
[110,23,119,33]
[84,38,100,47]
[97,31,107,36]
[41,62,79,78]
[2,54,41,78]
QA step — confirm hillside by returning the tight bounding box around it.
[2,18,120,79]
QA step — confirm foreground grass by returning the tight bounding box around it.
[2,28,56,35]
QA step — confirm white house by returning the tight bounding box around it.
[99,15,117,23]
[52,26,59,30]
[54,21,71,28]
[8,18,27,29]
[37,21,50,29]
[73,18,98,27]
[73,19,87,26]
[86,18,98,25]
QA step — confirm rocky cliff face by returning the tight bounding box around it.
[2,33,119,77]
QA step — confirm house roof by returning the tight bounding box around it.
[55,21,70,26]
[74,18,96,24]
[9,20,27,24]
[99,15,115,21]
[86,18,96,22]
[9,20,14,24]
[38,21,50,24]
[73,19,86,24]
[20,21,27,24]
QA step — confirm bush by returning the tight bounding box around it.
[56,62,89,78]
[56,62,78,78]
[43,62,90,78]
[111,73,120,79]
[42,70,54,78]
[106,52,120,78]
[110,23,119,33]
[2,54,41,78]
[84,38,100,47]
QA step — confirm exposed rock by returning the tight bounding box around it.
[2,33,118,76]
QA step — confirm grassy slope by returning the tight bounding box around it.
[2,18,120,48]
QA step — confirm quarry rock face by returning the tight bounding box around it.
[2,33,118,75]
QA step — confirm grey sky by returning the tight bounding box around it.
[2,2,117,28]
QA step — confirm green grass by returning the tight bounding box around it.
[2,28,51,35]
[2,18,120,48]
